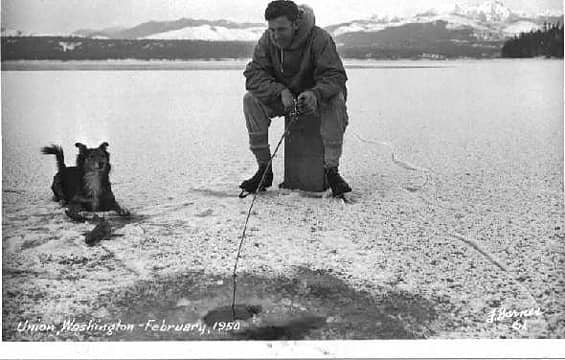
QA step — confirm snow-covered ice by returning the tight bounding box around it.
[2,59,563,340]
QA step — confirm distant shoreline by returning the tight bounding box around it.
[2,58,558,71]
[1,59,249,71]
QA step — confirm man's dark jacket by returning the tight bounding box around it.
[244,5,347,108]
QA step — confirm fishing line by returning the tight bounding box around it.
[231,101,301,319]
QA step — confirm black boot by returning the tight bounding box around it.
[240,163,273,195]
[325,167,352,197]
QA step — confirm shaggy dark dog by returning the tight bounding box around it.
[41,142,129,220]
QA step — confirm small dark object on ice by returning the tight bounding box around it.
[84,217,112,246]
[203,304,263,326]
[234,315,326,340]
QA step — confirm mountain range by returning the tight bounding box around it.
[73,19,266,41]
[2,1,562,59]
[68,1,562,42]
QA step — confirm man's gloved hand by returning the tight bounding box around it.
[281,89,296,113]
[297,90,318,115]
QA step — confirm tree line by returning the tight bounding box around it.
[1,37,256,61]
[502,22,564,58]
[2,36,503,61]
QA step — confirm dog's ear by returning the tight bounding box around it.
[98,142,109,151]
[75,143,87,152]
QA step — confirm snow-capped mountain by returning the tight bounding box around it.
[143,24,265,41]
[81,1,557,42]
[453,0,512,22]
[2,1,562,60]
[72,19,265,40]
[4,1,561,43]
[327,0,562,42]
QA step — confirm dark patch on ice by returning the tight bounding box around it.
[27,226,52,232]
[6,266,446,341]
[61,211,150,234]
[16,212,61,222]
[21,236,57,250]
[233,315,327,340]
[83,218,127,246]
[2,268,43,277]
[190,188,238,198]
[203,304,263,326]
[57,255,90,266]
[106,213,151,231]
[2,189,25,194]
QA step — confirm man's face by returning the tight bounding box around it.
[268,16,298,49]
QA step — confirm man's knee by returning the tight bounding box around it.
[244,91,282,118]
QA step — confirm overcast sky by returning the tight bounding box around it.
[2,0,563,34]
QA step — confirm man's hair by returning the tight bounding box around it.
[265,0,299,22]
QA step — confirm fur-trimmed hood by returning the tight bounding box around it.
[284,4,316,50]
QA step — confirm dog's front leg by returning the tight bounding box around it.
[101,192,130,217]
[65,202,86,222]
[112,202,130,217]
[64,195,96,222]
[71,195,98,211]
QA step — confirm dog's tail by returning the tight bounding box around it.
[41,144,66,172]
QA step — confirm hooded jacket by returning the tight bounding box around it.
[244,5,347,108]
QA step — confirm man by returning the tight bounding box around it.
[241,0,351,197]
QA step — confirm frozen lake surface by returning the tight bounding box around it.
[2,59,564,340]
[3,59,562,205]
